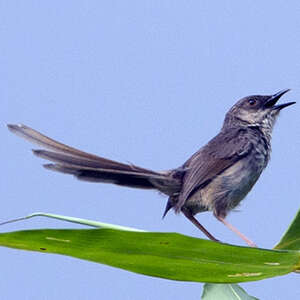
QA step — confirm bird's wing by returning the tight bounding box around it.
[175,128,253,212]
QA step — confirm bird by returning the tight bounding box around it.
[7,89,295,247]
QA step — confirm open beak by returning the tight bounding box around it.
[264,89,296,110]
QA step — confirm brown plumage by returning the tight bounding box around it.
[7,89,295,247]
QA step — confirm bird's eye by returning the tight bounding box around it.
[248,99,256,106]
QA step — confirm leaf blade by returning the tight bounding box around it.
[202,283,259,300]
[0,212,145,231]
[0,228,298,283]
[274,208,300,251]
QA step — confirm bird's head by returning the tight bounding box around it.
[223,89,295,132]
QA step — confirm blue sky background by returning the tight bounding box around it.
[2,1,300,299]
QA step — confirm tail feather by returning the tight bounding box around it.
[8,124,181,194]
[44,163,159,189]
[8,124,157,173]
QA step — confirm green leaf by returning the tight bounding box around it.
[274,208,300,251]
[202,283,258,300]
[0,212,145,232]
[0,226,299,283]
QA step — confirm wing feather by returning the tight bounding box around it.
[175,128,253,211]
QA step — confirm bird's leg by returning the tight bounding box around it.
[182,209,219,242]
[216,216,257,247]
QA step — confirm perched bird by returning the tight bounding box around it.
[7,89,295,247]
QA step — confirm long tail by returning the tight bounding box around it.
[7,124,181,195]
